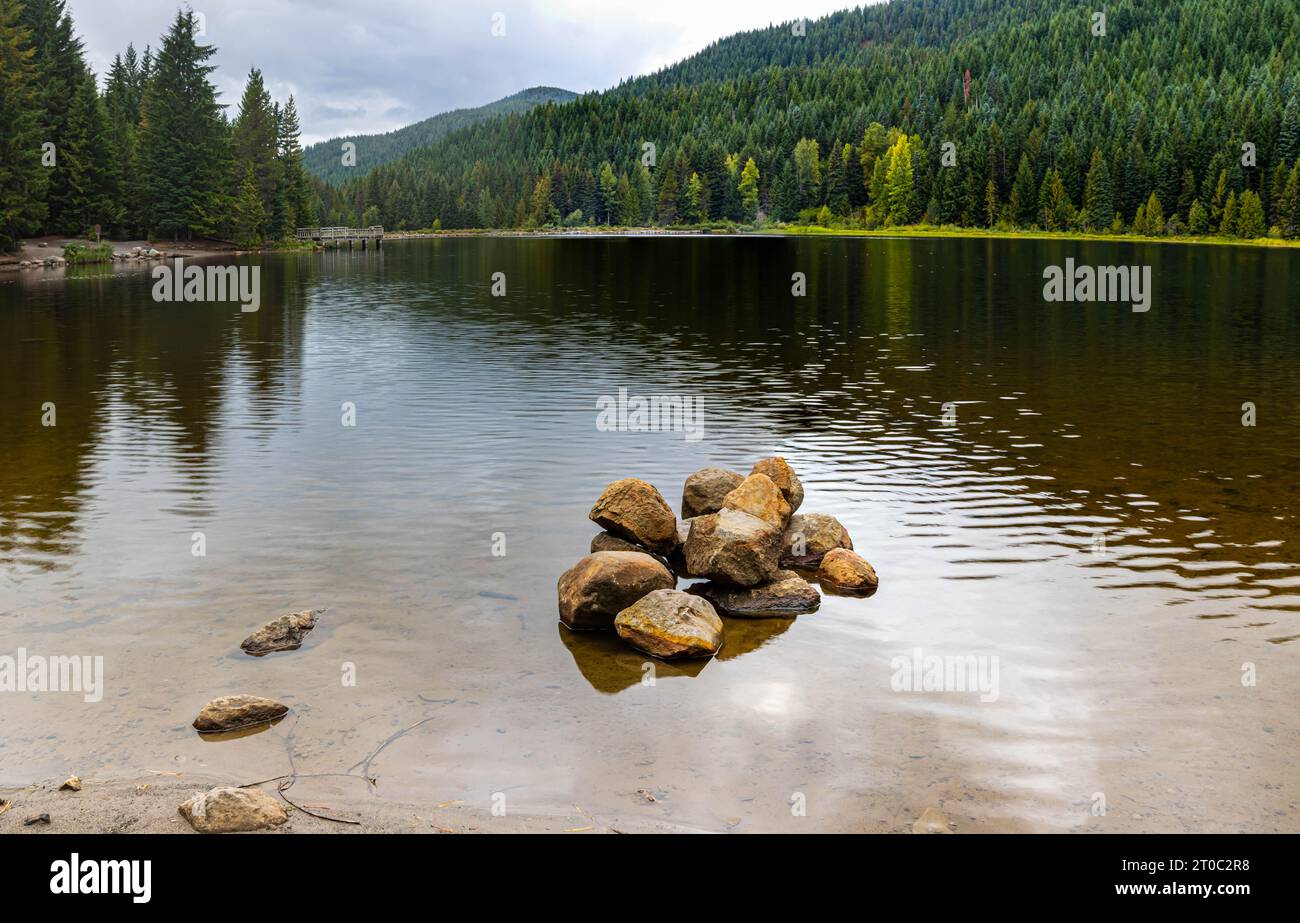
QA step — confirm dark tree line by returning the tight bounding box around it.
[312,0,1300,240]
[0,0,314,251]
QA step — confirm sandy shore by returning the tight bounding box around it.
[0,773,695,835]
[0,235,254,272]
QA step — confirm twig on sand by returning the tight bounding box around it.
[235,699,457,824]
[276,777,360,826]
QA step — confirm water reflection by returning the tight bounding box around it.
[2,237,1297,829]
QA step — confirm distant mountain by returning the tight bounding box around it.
[303,86,578,184]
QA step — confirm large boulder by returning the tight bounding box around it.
[817,547,879,593]
[681,467,744,519]
[750,457,804,513]
[589,478,677,554]
[192,695,289,733]
[614,589,723,659]
[179,787,289,833]
[683,509,782,588]
[690,570,820,617]
[557,551,675,630]
[240,609,322,656]
[721,472,791,530]
[781,513,853,566]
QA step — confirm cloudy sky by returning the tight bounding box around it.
[67,0,867,145]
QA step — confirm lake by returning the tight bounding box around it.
[2,235,1297,832]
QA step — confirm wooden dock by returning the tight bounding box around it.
[295,226,384,248]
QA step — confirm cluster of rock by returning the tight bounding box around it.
[558,456,878,661]
[109,247,167,262]
[13,247,170,270]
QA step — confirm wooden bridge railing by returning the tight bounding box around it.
[295,226,385,241]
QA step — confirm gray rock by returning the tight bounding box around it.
[690,570,819,617]
[781,512,853,566]
[240,609,322,656]
[681,467,744,518]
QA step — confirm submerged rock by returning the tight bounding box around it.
[589,478,678,553]
[681,467,744,519]
[192,695,289,733]
[817,547,879,593]
[912,806,954,834]
[781,512,853,566]
[614,589,723,659]
[557,551,675,630]
[684,508,782,587]
[690,570,819,617]
[721,472,791,530]
[750,456,804,513]
[179,787,288,833]
[240,608,322,656]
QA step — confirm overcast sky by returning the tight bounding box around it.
[66,1,868,145]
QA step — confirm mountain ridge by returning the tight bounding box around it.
[303,85,577,185]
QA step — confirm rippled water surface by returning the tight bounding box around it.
[2,237,1297,832]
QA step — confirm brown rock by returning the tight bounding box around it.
[781,513,853,566]
[240,608,322,656]
[192,695,290,733]
[683,509,782,587]
[589,478,677,554]
[614,589,723,659]
[179,787,289,833]
[60,776,82,792]
[817,547,879,593]
[681,467,744,518]
[557,551,675,630]
[690,570,819,617]
[750,457,804,513]
[721,472,791,529]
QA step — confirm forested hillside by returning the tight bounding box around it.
[303,87,576,185]
[0,0,312,249]
[314,0,1300,239]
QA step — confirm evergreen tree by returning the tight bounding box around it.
[18,0,88,232]
[1236,190,1266,238]
[61,69,113,233]
[597,162,617,225]
[1219,190,1238,236]
[138,10,228,239]
[1010,154,1036,227]
[738,157,760,221]
[685,171,709,223]
[0,0,47,249]
[1082,149,1112,231]
[792,138,821,212]
[231,164,265,246]
[1187,198,1208,234]
[232,68,280,228]
[656,167,680,224]
[884,135,915,225]
[1143,191,1165,235]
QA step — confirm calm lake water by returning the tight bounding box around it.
[2,236,1298,832]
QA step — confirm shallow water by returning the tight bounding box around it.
[2,236,1297,832]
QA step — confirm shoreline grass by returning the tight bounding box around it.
[383,223,1300,250]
